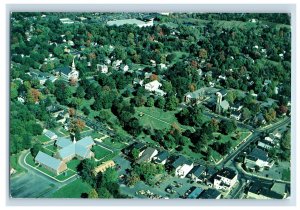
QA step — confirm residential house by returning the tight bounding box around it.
[136,147,158,164]
[213,168,238,191]
[170,156,194,178]
[188,165,206,183]
[270,130,282,140]
[153,151,169,165]
[144,80,166,96]
[258,138,275,150]
[93,160,116,175]
[247,182,286,199]
[198,188,221,199]
[244,147,274,171]
[35,151,67,175]
[55,136,95,163]
[145,80,162,92]
[123,142,146,157]
[97,64,108,74]
[43,129,58,140]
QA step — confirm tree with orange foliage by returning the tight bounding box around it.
[75,119,86,131]
[150,74,158,81]
[27,88,41,104]
[191,60,198,69]
[69,108,76,118]
[188,83,196,92]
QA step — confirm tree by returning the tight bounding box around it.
[31,143,42,158]
[281,130,290,150]
[165,95,178,111]
[225,90,236,105]
[265,108,276,122]
[76,86,86,98]
[242,108,251,120]
[88,189,99,198]
[155,96,165,109]
[127,172,140,186]
[146,97,155,107]
[78,159,97,186]
[131,148,140,160]
[219,120,237,135]
[97,187,112,198]
[102,168,118,184]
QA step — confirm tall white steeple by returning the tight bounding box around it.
[71,56,76,72]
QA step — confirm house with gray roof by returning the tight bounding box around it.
[55,136,95,163]
[136,147,158,164]
[43,129,58,140]
[153,151,169,165]
[244,147,274,171]
[35,151,67,175]
[199,188,221,199]
[188,165,206,182]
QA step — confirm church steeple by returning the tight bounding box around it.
[72,56,76,72]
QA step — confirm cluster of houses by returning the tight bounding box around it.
[123,142,239,196]
[244,129,282,172]
[35,135,95,175]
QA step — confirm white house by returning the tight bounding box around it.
[97,64,108,74]
[213,168,238,191]
[145,80,162,92]
[176,163,194,178]
[244,148,274,171]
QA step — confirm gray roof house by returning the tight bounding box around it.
[35,151,67,175]
[188,165,206,182]
[199,188,221,199]
[153,151,169,165]
[43,130,58,140]
[136,147,158,164]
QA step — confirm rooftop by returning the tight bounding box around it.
[35,151,63,170]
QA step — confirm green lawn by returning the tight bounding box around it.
[100,151,119,163]
[59,128,70,136]
[102,137,128,150]
[44,145,57,153]
[10,153,25,174]
[52,179,92,198]
[25,153,36,166]
[135,106,193,131]
[35,135,51,143]
[92,145,112,160]
[67,159,81,172]
[210,150,223,163]
[281,168,291,181]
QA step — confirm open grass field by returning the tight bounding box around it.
[281,168,291,181]
[102,137,128,150]
[135,106,194,132]
[51,179,92,198]
[92,145,112,160]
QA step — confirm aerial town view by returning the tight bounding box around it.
[9,12,291,199]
